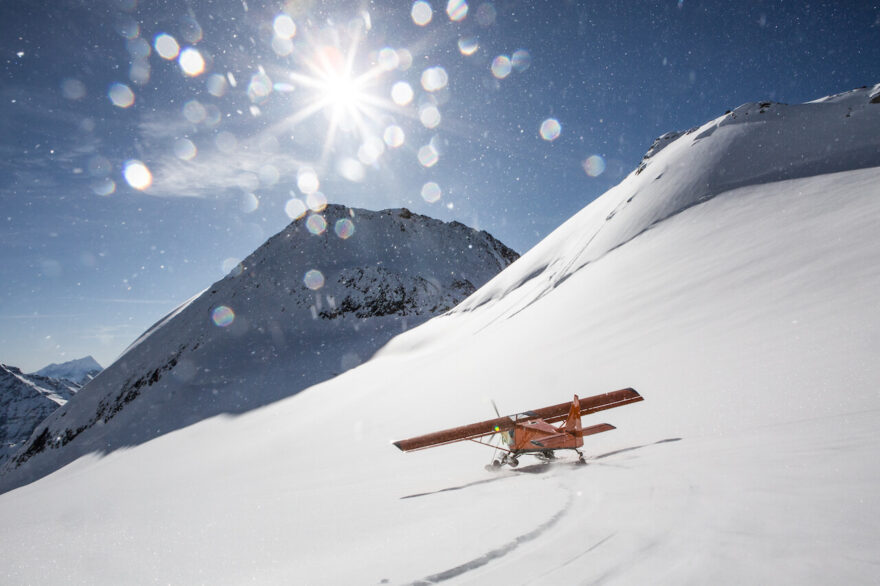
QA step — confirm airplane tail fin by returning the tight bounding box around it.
[564,394,582,434]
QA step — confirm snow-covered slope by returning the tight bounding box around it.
[0,365,78,467]
[449,84,880,322]
[1,86,879,585]
[0,205,517,492]
[33,356,102,386]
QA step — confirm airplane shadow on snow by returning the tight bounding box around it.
[400,437,682,500]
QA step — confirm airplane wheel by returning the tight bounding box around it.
[508,457,519,468]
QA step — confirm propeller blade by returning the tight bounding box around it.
[488,401,503,464]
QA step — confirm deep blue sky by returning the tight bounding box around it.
[1,0,878,371]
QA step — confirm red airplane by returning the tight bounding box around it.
[393,388,643,467]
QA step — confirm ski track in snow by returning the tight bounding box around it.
[407,494,573,585]
[523,533,617,585]
[404,439,684,584]
[400,474,515,500]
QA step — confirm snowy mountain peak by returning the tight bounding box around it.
[33,356,102,386]
[0,206,518,492]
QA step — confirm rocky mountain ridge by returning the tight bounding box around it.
[0,364,79,467]
[0,205,518,490]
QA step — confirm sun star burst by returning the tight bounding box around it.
[283,26,395,161]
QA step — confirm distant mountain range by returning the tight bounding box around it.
[33,356,103,386]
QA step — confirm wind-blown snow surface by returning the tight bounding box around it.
[2,87,880,584]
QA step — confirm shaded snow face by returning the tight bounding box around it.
[0,206,518,492]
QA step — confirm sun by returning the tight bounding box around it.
[312,45,370,119]
[324,72,360,109]
[283,28,393,160]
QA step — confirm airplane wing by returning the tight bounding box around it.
[393,388,642,452]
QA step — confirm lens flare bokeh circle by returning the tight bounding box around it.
[303,269,325,290]
[491,56,512,79]
[306,213,328,235]
[212,305,235,327]
[511,49,531,72]
[421,181,442,202]
[154,34,180,59]
[539,118,561,141]
[418,144,439,167]
[384,125,405,147]
[458,37,478,56]
[123,160,152,190]
[285,198,307,220]
[411,1,433,26]
[334,218,356,239]
[108,83,135,108]
[178,47,205,77]
[446,0,469,22]
[297,167,320,194]
[391,81,414,106]
[582,154,606,177]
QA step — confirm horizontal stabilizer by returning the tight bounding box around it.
[528,424,615,447]
[393,388,642,452]
[578,423,615,437]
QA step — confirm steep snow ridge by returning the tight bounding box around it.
[33,356,102,386]
[810,83,880,104]
[0,365,79,466]
[119,289,204,360]
[450,87,880,324]
[0,206,517,492]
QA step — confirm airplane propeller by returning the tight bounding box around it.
[488,399,503,467]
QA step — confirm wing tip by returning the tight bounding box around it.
[621,387,644,402]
